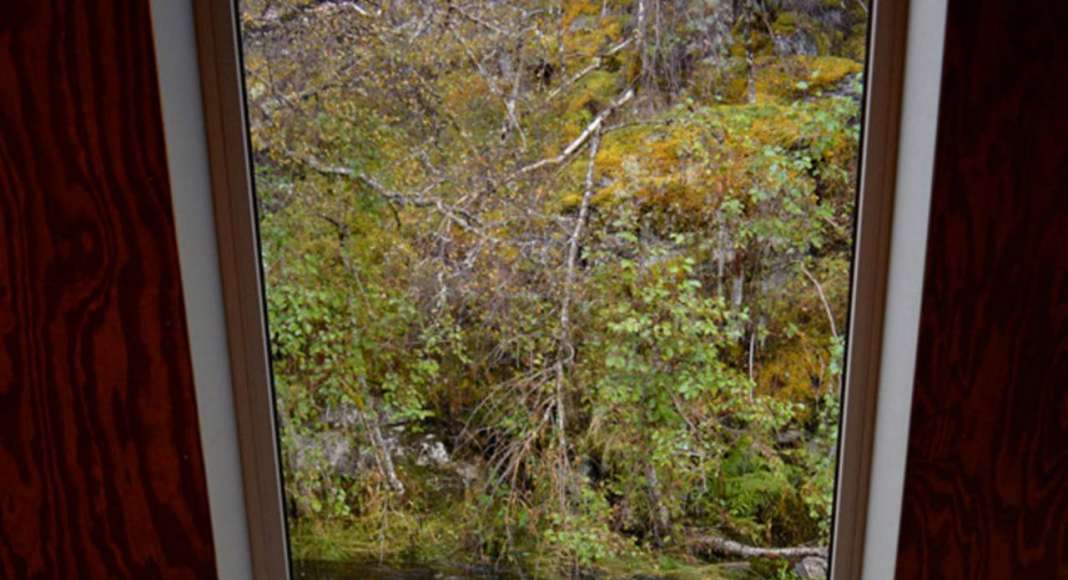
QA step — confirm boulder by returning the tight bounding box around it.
[794,556,828,579]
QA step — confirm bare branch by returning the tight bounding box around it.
[800,264,838,339]
[450,3,508,35]
[446,20,528,146]
[550,126,602,513]
[243,0,372,35]
[355,377,405,495]
[547,37,633,100]
[690,533,828,560]
[299,153,488,237]
[518,88,634,174]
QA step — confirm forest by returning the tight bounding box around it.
[238,1,867,578]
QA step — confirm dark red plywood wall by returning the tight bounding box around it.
[895,0,1068,578]
[0,1,218,578]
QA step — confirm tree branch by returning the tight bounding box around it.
[449,2,508,35]
[518,88,634,174]
[299,153,488,237]
[800,264,838,339]
[549,125,602,514]
[547,37,633,100]
[243,0,371,35]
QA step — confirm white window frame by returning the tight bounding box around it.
[150,1,948,578]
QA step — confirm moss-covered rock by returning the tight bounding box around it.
[756,55,863,103]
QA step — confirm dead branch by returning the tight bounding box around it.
[450,2,508,35]
[800,264,838,339]
[518,88,634,175]
[447,21,528,147]
[243,0,372,36]
[547,37,633,100]
[550,126,602,512]
[299,153,489,237]
[690,533,828,560]
[356,377,405,495]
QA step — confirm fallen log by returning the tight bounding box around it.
[690,533,828,560]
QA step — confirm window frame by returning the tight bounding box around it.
[156,0,948,577]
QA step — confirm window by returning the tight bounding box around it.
[160,0,947,578]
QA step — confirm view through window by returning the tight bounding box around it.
[237,1,869,577]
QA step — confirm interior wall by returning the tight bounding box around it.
[0,1,218,578]
[895,0,1068,578]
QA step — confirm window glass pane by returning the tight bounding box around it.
[237,2,869,578]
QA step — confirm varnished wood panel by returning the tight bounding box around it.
[0,1,218,578]
[895,0,1068,578]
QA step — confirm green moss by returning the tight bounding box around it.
[758,343,824,418]
[561,1,626,62]
[804,56,863,90]
[566,70,621,116]
[289,491,472,564]
[557,85,858,227]
[596,556,731,579]
[556,117,711,217]
[844,23,869,61]
[772,11,801,37]
[772,7,868,59]
[756,55,862,102]
[562,0,601,28]
[571,18,625,58]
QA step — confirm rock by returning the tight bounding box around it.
[416,437,450,467]
[291,430,371,478]
[453,462,481,488]
[794,556,828,579]
[775,429,804,445]
[827,72,864,101]
[568,15,598,33]
[321,402,362,428]
[774,30,820,57]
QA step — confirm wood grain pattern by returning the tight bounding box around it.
[895,0,1068,577]
[0,1,218,578]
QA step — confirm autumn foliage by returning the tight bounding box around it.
[240,0,867,576]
